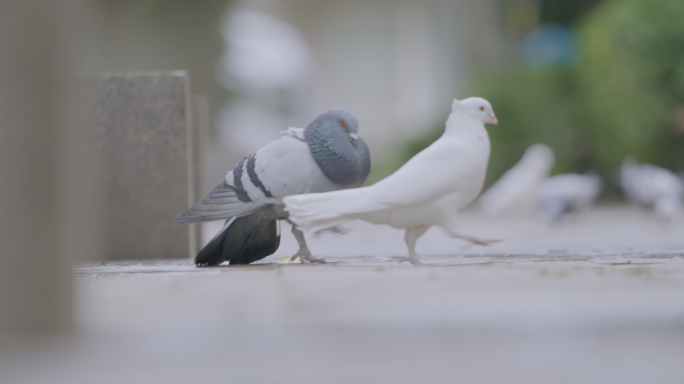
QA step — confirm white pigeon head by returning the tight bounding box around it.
[452,97,498,125]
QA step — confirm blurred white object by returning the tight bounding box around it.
[216,100,285,154]
[285,98,499,266]
[478,144,555,216]
[219,9,313,89]
[620,157,684,219]
[538,172,603,221]
[216,8,315,167]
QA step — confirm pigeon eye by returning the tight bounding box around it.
[479,107,485,111]
[340,120,347,128]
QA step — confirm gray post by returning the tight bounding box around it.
[81,72,197,261]
[191,94,211,254]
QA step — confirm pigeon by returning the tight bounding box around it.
[284,97,499,266]
[538,172,602,221]
[619,157,684,219]
[477,144,555,216]
[175,108,371,266]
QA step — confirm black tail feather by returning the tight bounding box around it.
[195,214,281,267]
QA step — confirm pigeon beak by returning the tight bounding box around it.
[349,132,359,140]
[490,115,499,125]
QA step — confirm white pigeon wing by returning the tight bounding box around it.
[360,137,470,207]
[285,136,476,227]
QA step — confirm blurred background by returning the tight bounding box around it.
[80,0,684,192]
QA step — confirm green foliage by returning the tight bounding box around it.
[401,0,684,189]
[574,0,684,173]
[539,0,597,25]
[105,0,230,12]
[475,67,590,186]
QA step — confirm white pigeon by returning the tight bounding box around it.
[284,97,499,266]
[538,172,602,221]
[619,157,684,219]
[477,144,555,216]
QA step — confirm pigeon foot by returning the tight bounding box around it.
[468,238,503,246]
[277,255,300,263]
[302,255,326,264]
[298,252,326,264]
[397,257,423,266]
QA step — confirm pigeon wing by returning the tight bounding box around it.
[176,135,333,224]
[358,138,472,207]
[175,182,265,224]
[285,138,475,226]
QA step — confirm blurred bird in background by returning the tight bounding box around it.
[285,97,499,266]
[538,172,603,221]
[619,157,684,220]
[176,108,370,266]
[477,144,555,216]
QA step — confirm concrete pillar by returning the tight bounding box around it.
[81,72,196,260]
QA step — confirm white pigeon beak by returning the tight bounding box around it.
[349,132,359,140]
[489,115,499,125]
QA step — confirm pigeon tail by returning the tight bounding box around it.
[195,213,280,266]
[175,182,266,225]
[284,188,376,232]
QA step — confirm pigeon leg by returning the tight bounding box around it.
[458,236,503,246]
[290,224,326,264]
[398,225,431,266]
[443,220,502,246]
[445,228,502,246]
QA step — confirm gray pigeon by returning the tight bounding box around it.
[538,172,602,221]
[619,157,684,219]
[176,108,370,266]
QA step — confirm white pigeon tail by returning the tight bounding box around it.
[284,97,500,266]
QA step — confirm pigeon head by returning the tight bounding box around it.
[452,97,498,125]
[305,108,371,186]
[319,108,360,139]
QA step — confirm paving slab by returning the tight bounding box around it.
[6,254,679,384]
[4,206,684,384]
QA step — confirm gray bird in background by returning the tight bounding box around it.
[176,108,371,266]
[538,172,603,221]
[619,157,684,220]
